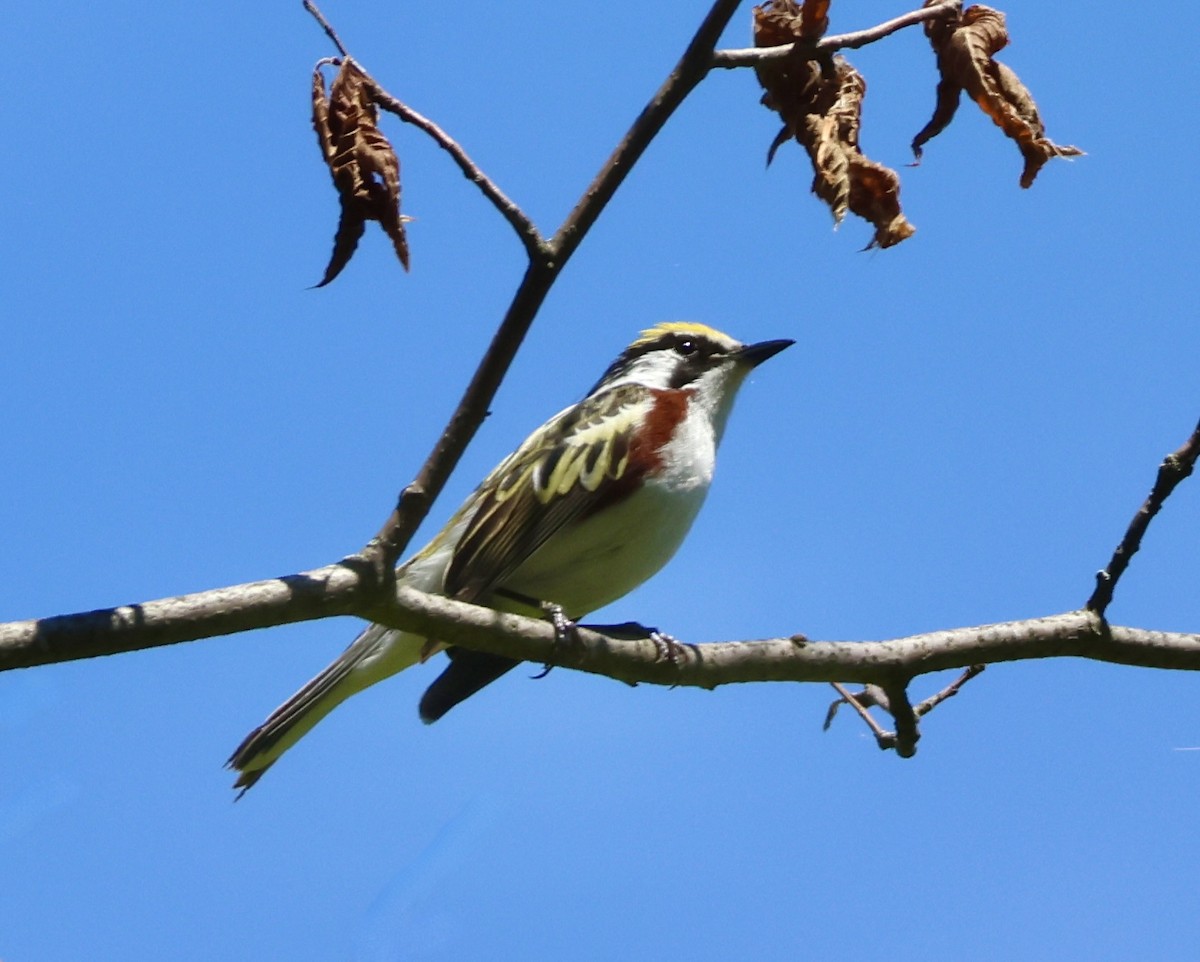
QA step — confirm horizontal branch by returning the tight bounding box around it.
[0,564,369,669]
[366,597,1200,688]
[5,567,1198,691]
[710,1,961,69]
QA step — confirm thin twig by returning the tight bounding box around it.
[823,681,887,729]
[365,80,545,258]
[914,664,985,717]
[303,0,348,58]
[828,683,896,749]
[828,666,983,754]
[710,0,961,69]
[1087,419,1200,616]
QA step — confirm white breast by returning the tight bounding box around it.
[503,399,717,617]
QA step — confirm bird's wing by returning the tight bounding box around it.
[444,382,655,605]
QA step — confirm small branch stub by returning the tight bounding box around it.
[824,666,986,757]
[1088,419,1200,616]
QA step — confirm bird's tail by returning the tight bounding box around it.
[227,623,425,796]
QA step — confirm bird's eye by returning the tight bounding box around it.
[675,338,698,357]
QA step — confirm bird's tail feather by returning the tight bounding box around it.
[418,649,520,723]
[227,623,423,796]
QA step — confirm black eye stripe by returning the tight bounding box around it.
[587,331,729,394]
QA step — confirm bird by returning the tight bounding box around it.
[228,321,792,793]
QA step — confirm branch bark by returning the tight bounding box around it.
[5,575,1200,688]
[1087,419,1200,616]
[710,1,961,69]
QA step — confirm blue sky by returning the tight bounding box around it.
[4,2,1199,959]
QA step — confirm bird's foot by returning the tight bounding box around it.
[649,629,686,667]
[530,602,581,679]
[584,620,688,666]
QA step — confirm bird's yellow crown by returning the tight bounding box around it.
[630,321,735,350]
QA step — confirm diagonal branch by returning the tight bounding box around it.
[551,0,743,262]
[914,664,985,716]
[303,0,348,58]
[364,79,545,258]
[1087,418,1200,617]
[357,0,745,574]
[826,683,896,748]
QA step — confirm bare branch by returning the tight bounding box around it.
[7,573,1200,702]
[826,683,896,749]
[825,665,984,754]
[914,664,985,717]
[551,0,743,262]
[711,1,961,69]
[1088,419,1200,616]
[0,563,367,669]
[303,0,348,59]
[364,78,544,258]
[361,259,557,573]
[885,682,919,757]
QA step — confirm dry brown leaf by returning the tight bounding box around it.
[311,58,410,287]
[800,0,831,39]
[912,4,1083,188]
[754,3,915,248]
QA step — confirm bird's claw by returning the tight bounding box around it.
[531,602,581,679]
[649,630,686,667]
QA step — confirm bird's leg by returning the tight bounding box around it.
[516,599,581,680]
[584,620,688,666]
[540,601,580,645]
[493,589,581,679]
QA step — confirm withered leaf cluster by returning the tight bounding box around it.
[754,1,915,248]
[912,3,1083,188]
[312,58,410,287]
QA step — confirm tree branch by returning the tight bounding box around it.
[824,665,984,755]
[551,0,743,262]
[826,683,895,747]
[710,1,961,69]
[363,77,545,259]
[319,0,971,580]
[914,664,985,716]
[7,573,1200,696]
[303,0,348,58]
[0,563,367,669]
[1087,418,1200,616]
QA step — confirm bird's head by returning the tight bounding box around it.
[589,321,793,399]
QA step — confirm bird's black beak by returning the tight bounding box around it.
[736,338,794,367]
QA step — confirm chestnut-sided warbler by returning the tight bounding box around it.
[229,322,792,792]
